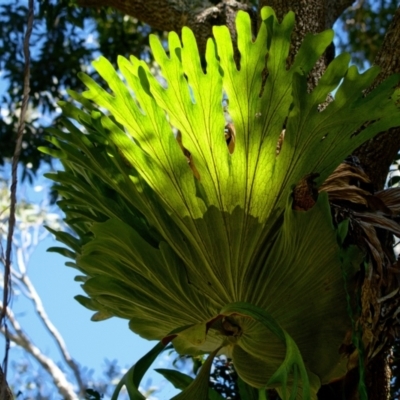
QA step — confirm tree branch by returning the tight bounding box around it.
[78,0,209,32]
[0,305,79,400]
[77,0,253,56]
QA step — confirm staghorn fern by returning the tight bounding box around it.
[41,7,400,400]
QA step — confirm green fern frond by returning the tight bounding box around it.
[40,7,400,399]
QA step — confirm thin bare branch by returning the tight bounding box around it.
[1,0,34,396]
[0,305,79,400]
[15,247,85,396]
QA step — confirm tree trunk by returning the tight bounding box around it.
[354,6,400,192]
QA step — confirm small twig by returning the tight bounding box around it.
[0,0,34,396]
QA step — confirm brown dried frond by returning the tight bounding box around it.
[376,188,400,214]
[354,212,400,237]
[320,162,400,246]
[321,162,372,207]
[320,160,400,368]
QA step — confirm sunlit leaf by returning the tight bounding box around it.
[41,6,400,399]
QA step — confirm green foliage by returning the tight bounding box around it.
[111,342,168,400]
[42,6,400,399]
[0,0,159,177]
[338,0,398,69]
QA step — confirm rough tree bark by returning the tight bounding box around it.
[352,9,400,400]
[354,7,400,192]
[76,1,400,399]
[77,0,253,55]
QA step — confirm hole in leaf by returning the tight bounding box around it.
[224,123,236,154]
[276,129,285,156]
[176,130,200,180]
